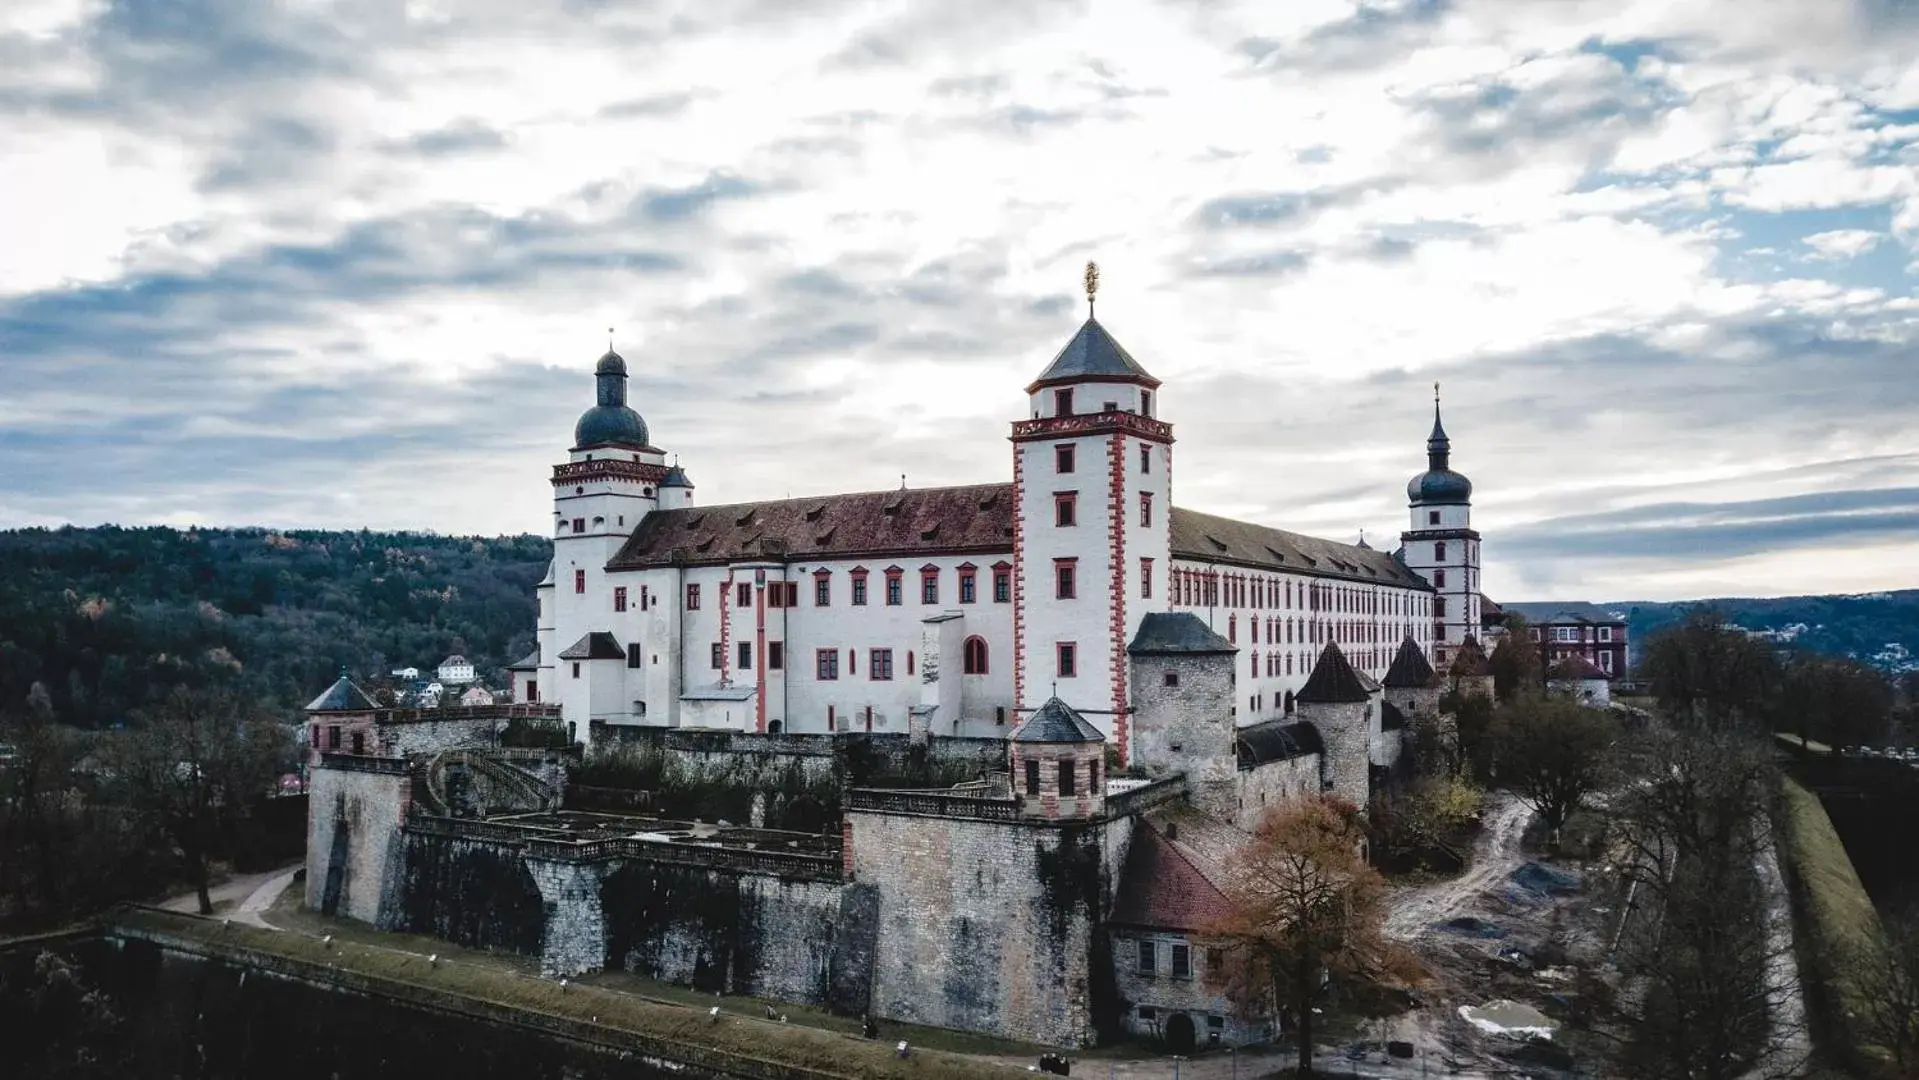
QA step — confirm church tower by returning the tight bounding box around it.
[1011,265,1173,763]
[1399,386,1479,668]
[543,341,670,715]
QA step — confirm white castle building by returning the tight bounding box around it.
[515,287,1480,761]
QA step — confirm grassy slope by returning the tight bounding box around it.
[111,906,1020,1080]
[1775,775,1889,1075]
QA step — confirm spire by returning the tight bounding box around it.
[1427,381,1451,471]
[1083,260,1100,319]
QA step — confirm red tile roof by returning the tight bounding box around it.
[1109,820,1235,932]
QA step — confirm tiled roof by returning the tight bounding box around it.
[1383,637,1437,688]
[306,672,375,713]
[1236,720,1324,767]
[1297,642,1372,704]
[1109,820,1234,932]
[1549,654,1610,680]
[606,484,1015,569]
[1498,601,1627,626]
[440,654,469,667]
[1168,507,1434,590]
[1012,697,1104,743]
[1025,318,1160,393]
[1128,612,1237,655]
[558,632,624,661]
[507,648,540,671]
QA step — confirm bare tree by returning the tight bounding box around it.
[1203,796,1406,1077]
[109,686,287,914]
[1853,908,1919,1077]
[1639,608,1781,733]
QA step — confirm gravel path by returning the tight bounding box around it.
[1384,794,1535,942]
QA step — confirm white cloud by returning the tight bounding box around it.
[1802,228,1885,260]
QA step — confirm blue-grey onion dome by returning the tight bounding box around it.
[574,405,650,448]
[660,464,693,488]
[1408,469,1472,504]
[595,349,627,376]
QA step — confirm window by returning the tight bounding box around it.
[1435,541,1447,560]
[1139,492,1153,528]
[920,568,939,604]
[1163,669,1179,687]
[1055,559,1077,599]
[1140,557,1153,599]
[1434,622,1447,641]
[1433,569,1446,588]
[571,662,581,678]
[572,517,584,533]
[1139,1006,1157,1022]
[1228,614,1236,643]
[1428,510,1440,525]
[1141,390,1153,415]
[1137,939,1156,976]
[738,642,752,670]
[1600,652,1614,673]
[1057,642,1078,678]
[1250,650,1260,678]
[711,643,723,669]
[737,582,752,608]
[1056,443,1076,473]
[907,651,915,675]
[885,571,903,606]
[963,636,989,675]
[851,572,868,606]
[1104,400,1117,412]
[1598,626,1613,643]
[993,566,1012,603]
[1171,944,1191,979]
[870,648,894,680]
[1140,444,1151,473]
[526,680,537,702]
[327,725,341,750]
[614,586,628,612]
[815,575,831,606]
[959,567,977,603]
[626,643,642,669]
[1055,492,1077,527]
[815,649,839,680]
[1059,760,1077,797]
[1025,759,1041,795]
[1434,597,1447,618]
[768,642,784,670]
[1054,388,1073,416]
[687,584,701,610]
[575,569,586,594]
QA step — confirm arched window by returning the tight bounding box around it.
[963,636,989,675]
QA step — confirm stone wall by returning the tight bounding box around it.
[306,757,410,926]
[393,831,547,955]
[1297,701,1370,809]
[1233,754,1322,831]
[1109,929,1272,1049]
[848,809,1106,1047]
[1128,652,1237,818]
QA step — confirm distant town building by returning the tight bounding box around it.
[437,655,477,684]
[1499,603,1629,678]
[459,685,496,707]
[1547,654,1612,705]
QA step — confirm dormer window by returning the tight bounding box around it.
[1054,388,1073,416]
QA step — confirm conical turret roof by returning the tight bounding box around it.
[1383,637,1437,688]
[1296,642,1373,705]
[306,669,376,712]
[1025,318,1160,393]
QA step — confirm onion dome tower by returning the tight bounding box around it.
[1399,384,1480,669]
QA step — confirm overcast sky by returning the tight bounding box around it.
[3,0,1917,603]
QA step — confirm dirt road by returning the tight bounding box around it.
[1383,794,1534,941]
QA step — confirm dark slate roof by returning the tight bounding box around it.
[306,672,376,713]
[606,484,1014,569]
[507,648,540,671]
[1297,642,1373,705]
[1549,654,1610,680]
[558,632,625,661]
[1025,317,1160,393]
[660,463,693,488]
[1108,822,1233,932]
[1011,697,1104,743]
[1383,636,1437,688]
[1128,612,1237,655]
[1169,507,1434,590]
[1236,719,1324,767]
[1498,601,1627,626]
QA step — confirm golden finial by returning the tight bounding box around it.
[1083,261,1100,317]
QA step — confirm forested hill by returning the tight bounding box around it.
[0,526,551,727]
[1533,590,1919,673]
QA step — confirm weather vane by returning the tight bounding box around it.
[1083,261,1100,317]
[608,326,615,351]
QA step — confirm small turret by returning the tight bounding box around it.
[1008,698,1106,820]
[1294,642,1375,809]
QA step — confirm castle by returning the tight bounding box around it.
[515,278,1480,754]
[303,281,1480,1051]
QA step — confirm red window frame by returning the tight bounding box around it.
[849,567,869,606]
[814,570,832,607]
[1139,491,1153,528]
[1056,443,1076,473]
[870,648,894,681]
[1140,557,1153,599]
[1056,641,1078,678]
[920,564,939,604]
[958,565,977,604]
[1054,558,1077,600]
[1054,491,1077,527]
[575,569,586,594]
[614,586,627,612]
[992,562,1012,603]
[963,636,988,674]
[815,649,839,680]
[686,583,701,610]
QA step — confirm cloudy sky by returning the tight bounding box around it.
[3,0,1917,602]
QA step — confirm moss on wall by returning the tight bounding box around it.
[395,833,546,956]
